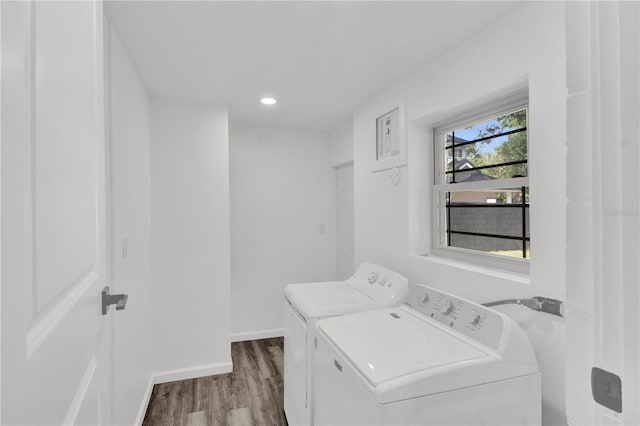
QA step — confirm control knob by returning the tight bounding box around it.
[368,272,379,284]
[419,293,430,305]
[440,299,455,315]
[469,311,482,325]
[378,275,387,286]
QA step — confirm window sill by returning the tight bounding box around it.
[410,254,531,286]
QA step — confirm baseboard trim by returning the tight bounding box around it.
[135,361,233,425]
[231,328,284,342]
[135,376,155,426]
[152,361,233,384]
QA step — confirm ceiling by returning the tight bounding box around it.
[105,1,522,132]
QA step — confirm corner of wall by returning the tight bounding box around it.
[328,119,354,168]
[149,98,231,375]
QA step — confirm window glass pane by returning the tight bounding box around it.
[447,132,528,169]
[444,108,528,183]
[449,233,529,259]
[446,163,528,183]
[449,188,528,204]
[446,188,529,258]
[449,207,527,239]
[448,109,526,143]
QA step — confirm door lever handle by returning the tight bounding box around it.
[102,286,128,315]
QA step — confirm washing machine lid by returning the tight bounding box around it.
[285,282,386,319]
[317,308,489,388]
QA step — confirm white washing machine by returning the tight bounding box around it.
[284,263,408,426]
[313,284,541,425]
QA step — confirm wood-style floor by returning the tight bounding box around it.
[143,337,287,426]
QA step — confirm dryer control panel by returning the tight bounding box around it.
[402,285,505,352]
[348,262,409,304]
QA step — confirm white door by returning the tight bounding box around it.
[336,163,354,280]
[1,1,113,424]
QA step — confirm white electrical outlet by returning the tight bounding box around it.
[122,235,129,259]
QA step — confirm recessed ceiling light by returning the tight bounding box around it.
[260,97,278,105]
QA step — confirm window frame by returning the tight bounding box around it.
[431,91,530,274]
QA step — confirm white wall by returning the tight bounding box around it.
[106,23,153,425]
[229,126,332,340]
[150,99,232,377]
[328,120,354,167]
[352,3,567,425]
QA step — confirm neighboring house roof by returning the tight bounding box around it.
[446,134,470,145]
[447,158,495,183]
[452,158,474,170]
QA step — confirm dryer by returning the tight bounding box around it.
[284,263,408,426]
[314,284,541,425]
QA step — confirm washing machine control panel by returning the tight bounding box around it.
[402,285,505,351]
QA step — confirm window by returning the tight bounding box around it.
[433,94,529,271]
